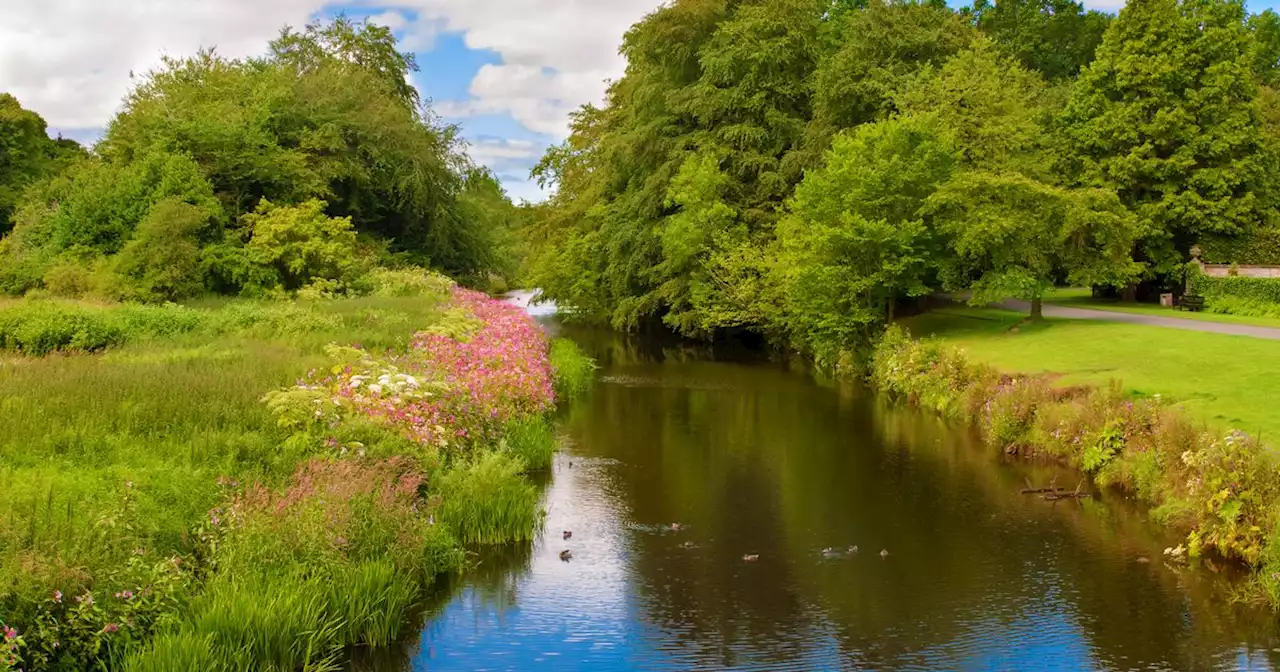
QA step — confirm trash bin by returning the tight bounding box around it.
[1160,293,1174,307]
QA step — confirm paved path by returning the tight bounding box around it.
[1000,300,1280,341]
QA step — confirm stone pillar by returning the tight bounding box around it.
[1188,245,1204,295]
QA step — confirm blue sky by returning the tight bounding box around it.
[5,0,1280,203]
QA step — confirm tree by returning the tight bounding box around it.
[807,0,976,155]
[925,172,1141,318]
[0,94,83,235]
[238,198,359,291]
[773,114,956,353]
[1060,0,1265,273]
[969,0,1111,80]
[896,38,1048,172]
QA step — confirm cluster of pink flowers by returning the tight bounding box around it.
[327,287,554,451]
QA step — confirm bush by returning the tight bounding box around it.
[239,199,359,292]
[364,266,454,298]
[1191,273,1280,305]
[112,199,209,302]
[0,302,126,355]
[1204,295,1280,319]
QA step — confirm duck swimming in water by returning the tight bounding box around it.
[563,530,572,540]
[743,553,760,562]
[848,545,859,554]
[560,549,573,561]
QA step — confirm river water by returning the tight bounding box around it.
[381,297,1280,671]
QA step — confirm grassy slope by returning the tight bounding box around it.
[1045,287,1280,329]
[0,297,450,601]
[899,307,1280,442]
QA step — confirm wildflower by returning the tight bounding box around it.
[53,590,62,603]
[76,593,93,606]
[3,626,16,641]
[103,623,118,634]
[114,590,134,600]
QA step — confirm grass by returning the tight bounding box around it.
[0,284,583,671]
[549,338,596,401]
[899,307,1280,441]
[1045,287,1280,329]
[436,452,544,545]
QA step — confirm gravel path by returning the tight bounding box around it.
[1000,300,1280,341]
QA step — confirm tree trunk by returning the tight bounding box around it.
[1030,297,1043,320]
[886,298,895,324]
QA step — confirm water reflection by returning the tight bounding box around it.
[405,323,1280,671]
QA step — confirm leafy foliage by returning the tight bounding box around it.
[1060,0,1265,271]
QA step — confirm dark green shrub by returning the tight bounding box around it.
[112,199,209,302]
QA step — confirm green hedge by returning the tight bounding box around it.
[1199,229,1280,265]
[1190,273,1280,304]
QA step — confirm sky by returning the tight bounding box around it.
[0,0,1275,203]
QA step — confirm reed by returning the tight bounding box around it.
[549,338,595,401]
[437,453,544,545]
[500,416,558,472]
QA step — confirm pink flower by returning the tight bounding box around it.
[53,590,62,603]
[103,623,118,634]
[3,626,17,641]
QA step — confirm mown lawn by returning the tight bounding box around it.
[1045,287,1280,330]
[898,307,1280,442]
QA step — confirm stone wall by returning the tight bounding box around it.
[1201,264,1280,278]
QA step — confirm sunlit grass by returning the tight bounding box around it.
[900,307,1280,441]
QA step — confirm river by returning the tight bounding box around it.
[372,295,1280,671]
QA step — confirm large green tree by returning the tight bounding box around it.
[0,94,82,235]
[968,0,1111,80]
[1060,0,1265,272]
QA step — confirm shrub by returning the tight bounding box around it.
[1191,273,1280,306]
[364,266,454,299]
[239,199,359,292]
[111,199,209,302]
[0,301,126,355]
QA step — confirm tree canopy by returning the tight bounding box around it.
[524,0,1280,358]
[0,16,519,300]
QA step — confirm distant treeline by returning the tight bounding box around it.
[0,18,528,302]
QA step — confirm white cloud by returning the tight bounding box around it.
[374,0,661,139]
[367,9,443,51]
[0,0,661,199]
[0,0,331,130]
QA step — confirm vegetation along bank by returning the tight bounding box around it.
[0,272,594,671]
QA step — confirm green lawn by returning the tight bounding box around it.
[899,307,1280,442]
[1045,287,1280,329]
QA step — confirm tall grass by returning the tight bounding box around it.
[1,287,580,670]
[500,416,558,471]
[437,453,544,545]
[549,338,595,401]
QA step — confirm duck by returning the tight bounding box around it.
[742,553,760,562]
[879,549,889,559]
[821,547,842,557]
[559,549,573,561]
[563,530,572,540]
[669,523,684,532]
[848,545,859,554]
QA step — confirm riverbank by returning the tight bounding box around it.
[0,273,594,671]
[871,322,1280,605]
